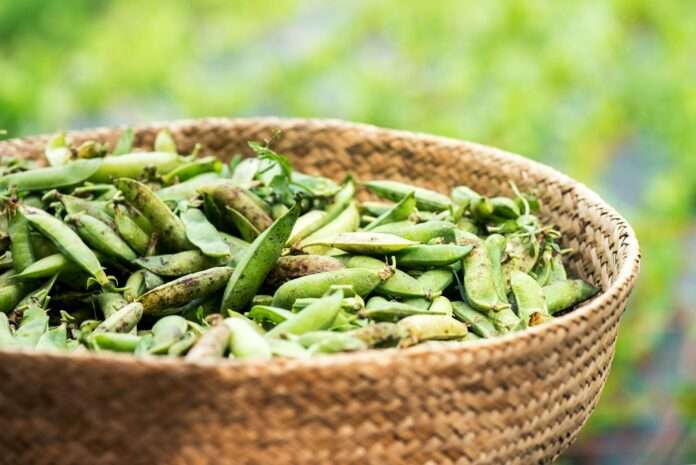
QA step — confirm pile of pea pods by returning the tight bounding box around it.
[0,129,598,360]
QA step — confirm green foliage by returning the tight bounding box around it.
[1,0,695,440]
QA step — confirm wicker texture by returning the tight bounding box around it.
[0,118,640,465]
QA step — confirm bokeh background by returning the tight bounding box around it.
[1,1,694,463]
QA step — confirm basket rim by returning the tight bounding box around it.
[0,117,641,375]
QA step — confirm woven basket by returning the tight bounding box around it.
[0,118,640,465]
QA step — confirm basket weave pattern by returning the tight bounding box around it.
[0,119,640,465]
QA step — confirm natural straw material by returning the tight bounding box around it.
[0,118,640,465]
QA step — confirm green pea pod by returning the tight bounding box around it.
[21,206,109,287]
[96,291,127,319]
[272,268,386,309]
[429,296,453,316]
[226,206,261,241]
[306,232,416,255]
[395,244,472,268]
[225,317,271,360]
[133,250,221,277]
[289,179,355,246]
[0,159,101,191]
[416,269,453,297]
[94,302,144,333]
[349,322,403,347]
[510,271,551,328]
[397,315,468,348]
[114,205,149,255]
[361,296,446,322]
[288,210,326,245]
[9,210,35,273]
[180,208,229,257]
[291,295,364,313]
[139,267,233,315]
[13,254,80,280]
[15,274,57,311]
[149,315,188,354]
[451,301,498,338]
[364,180,451,211]
[35,324,69,352]
[200,184,273,234]
[49,192,115,227]
[299,202,360,255]
[157,172,223,202]
[248,305,294,325]
[44,132,72,166]
[268,338,310,359]
[360,201,392,217]
[292,171,340,197]
[90,152,182,182]
[185,324,230,361]
[116,178,190,252]
[221,204,299,312]
[345,255,426,298]
[371,220,455,243]
[363,191,416,231]
[463,242,503,313]
[401,297,431,310]
[89,332,141,352]
[67,213,137,262]
[124,270,145,301]
[162,157,221,184]
[544,279,598,314]
[307,333,367,354]
[490,197,521,218]
[0,281,33,313]
[13,305,49,348]
[547,255,567,284]
[167,331,199,356]
[265,255,345,288]
[266,290,343,338]
[501,234,540,282]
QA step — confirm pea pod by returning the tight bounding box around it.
[363,191,416,231]
[185,324,230,361]
[94,302,143,334]
[288,210,325,245]
[13,305,49,348]
[200,184,273,235]
[221,204,299,312]
[371,220,455,243]
[133,251,221,277]
[180,208,229,257]
[67,213,137,262]
[397,315,468,348]
[44,132,72,166]
[265,255,345,288]
[0,159,101,191]
[124,270,146,301]
[416,269,453,297]
[90,152,181,182]
[305,332,367,354]
[96,292,127,319]
[345,255,426,298]
[364,180,451,211]
[268,338,310,359]
[114,205,149,255]
[289,180,355,246]
[272,268,387,309]
[21,207,109,287]
[451,301,498,338]
[395,244,472,268]
[266,290,343,338]
[157,172,223,202]
[291,295,364,313]
[306,232,416,254]
[89,332,141,352]
[0,281,33,313]
[139,267,233,314]
[299,202,360,255]
[9,210,35,273]
[148,315,188,354]
[361,296,445,322]
[248,305,294,325]
[225,317,271,360]
[48,192,114,227]
[162,157,221,184]
[116,178,190,252]
[349,322,403,347]
[12,253,79,280]
[544,279,598,314]
[511,271,551,328]
[429,296,453,317]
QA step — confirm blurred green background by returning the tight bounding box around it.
[1,0,694,463]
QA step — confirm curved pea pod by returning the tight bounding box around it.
[93,302,142,334]
[248,305,294,326]
[397,315,468,348]
[298,202,360,255]
[490,197,520,219]
[67,213,137,262]
[483,235,522,333]
[510,271,551,328]
[271,268,387,309]
[48,192,115,227]
[96,292,127,319]
[463,241,506,313]
[185,324,230,361]
[266,290,343,338]
[200,184,273,234]
[416,269,453,297]
[139,267,233,315]
[306,231,416,255]
[89,332,141,353]
[451,301,498,338]
[544,279,598,315]
[225,317,271,360]
[113,205,149,255]
[124,270,145,301]
[0,159,101,191]
[363,191,416,231]
[133,250,221,277]
[288,180,355,246]
[162,156,222,184]
[0,281,33,313]
[221,204,299,312]
[303,332,367,354]
[269,338,309,359]
[265,255,345,288]
[361,296,445,322]
[148,315,188,354]
[13,254,80,280]
[291,295,364,313]
[89,152,182,182]
[157,172,223,202]
[288,210,326,245]
[116,178,190,252]
[345,255,425,298]
[180,208,229,257]
[9,210,35,273]
[349,322,403,347]
[364,180,450,211]
[226,207,261,241]
[372,220,455,244]
[21,206,110,287]
[429,296,453,317]
[395,244,472,268]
